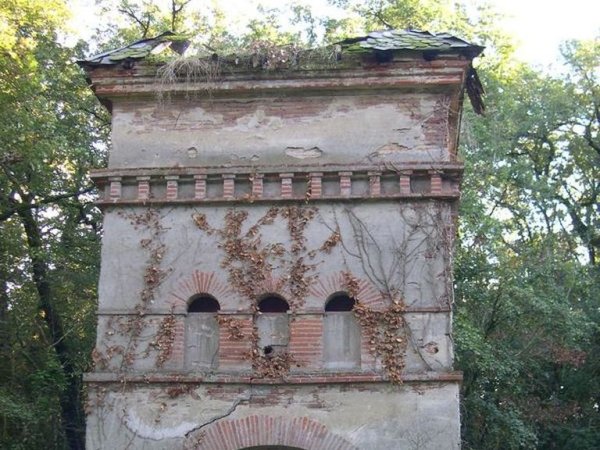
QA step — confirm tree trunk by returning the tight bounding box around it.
[0,272,10,379]
[17,204,85,450]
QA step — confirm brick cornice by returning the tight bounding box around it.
[83,370,463,384]
[95,306,453,315]
[92,164,463,205]
[85,57,471,99]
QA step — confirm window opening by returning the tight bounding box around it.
[256,294,290,357]
[323,292,360,370]
[258,295,289,313]
[185,294,220,370]
[188,294,220,313]
[325,293,355,312]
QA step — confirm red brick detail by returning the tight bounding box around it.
[109,177,121,200]
[168,318,186,366]
[251,173,264,198]
[168,271,233,310]
[289,317,323,368]
[192,414,358,450]
[309,272,386,311]
[165,176,179,200]
[309,172,323,199]
[136,177,150,200]
[339,171,352,197]
[399,172,412,194]
[430,172,442,194]
[218,317,253,368]
[223,174,235,199]
[194,174,207,200]
[254,273,289,299]
[280,173,293,198]
[368,171,381,197]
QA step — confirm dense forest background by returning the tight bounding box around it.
[0,0,598,448]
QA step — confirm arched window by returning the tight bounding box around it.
[188,294,220,313]
[185,294,220,371]
[256,294,290,356]
[323,292,361,370]
[258,295,290,313]
[325,293,356,312]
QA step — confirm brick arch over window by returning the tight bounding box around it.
[309,272,386,311]
[189,415,358,450]
[169,271,232,311]
[254,273,292,302]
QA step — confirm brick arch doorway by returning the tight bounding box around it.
[189,415,358,450]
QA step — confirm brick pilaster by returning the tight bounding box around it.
[368,171,381,197]
[194,174,207,200]
[399,171,412,195]
[339,171,352,197]
[109,177,121,200]
[251,173,264,198]
[165,175,179,200]
[280,173,293,199]
[222,174,235,199]
[136,176,150,200]
[309,172,323,199]
[430,171,442,194]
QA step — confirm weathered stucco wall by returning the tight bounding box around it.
[93,202,455,375]
[98,202,452,313]
[85,55,469,449]
[109,92,455,169]
[86,382,461,450]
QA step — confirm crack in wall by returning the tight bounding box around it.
[184,395,251,438]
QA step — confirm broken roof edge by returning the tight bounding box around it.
[78,28,484,67]
[77,31,191,67]
[78,29,485,115]
[339,29,484,59]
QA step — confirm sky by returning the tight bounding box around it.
[68,0,599,67]
[489,0,598,66]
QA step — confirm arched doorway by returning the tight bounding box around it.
[187,415,358,450]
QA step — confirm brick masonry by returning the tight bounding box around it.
[192,415,358,450]
[81,48,475,449]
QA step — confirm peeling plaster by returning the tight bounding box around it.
[372,142,410,155]
[285,146,323,159]
[124,410,197,440]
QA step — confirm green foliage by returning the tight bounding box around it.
[457,36,600,449]
[0,0,107,448]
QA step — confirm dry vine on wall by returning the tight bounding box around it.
[192,205,419,382]
[92,208,175,371]
[192,206,339,378]
[92,203,447,384]
[341,204,453,377]
[342,271,408,384]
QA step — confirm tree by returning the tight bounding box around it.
[0,0,108,448]
[456,37,600,448]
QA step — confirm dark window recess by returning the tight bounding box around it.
[256,295,290,357]
[325,293,356,312]
[188,294,220,313]
[258,295,290,313]
[410,174,431,194]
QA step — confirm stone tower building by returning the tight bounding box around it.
[80,30,483,450]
